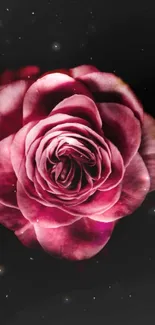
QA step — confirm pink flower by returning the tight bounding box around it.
[0,64,155,260]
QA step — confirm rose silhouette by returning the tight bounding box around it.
[0,64,155,260]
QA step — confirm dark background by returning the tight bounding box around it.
[1,1,155,324]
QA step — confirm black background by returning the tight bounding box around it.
[0,1,155,324]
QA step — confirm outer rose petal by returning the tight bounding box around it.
[15,222,40,248]
[0,134,18,208]
[50,94,103,132]
[11,120,44,204]
[0,203,27,232]
[0,70,15,85]
[0,66,40,85]
[98,103,141,167]
[69,65,99,78]
[0,80,33,140]
[23,73,93,124]
[16,181,82,228]
[40,68,71,78]
[16,66,40,80]
[139,113,155,192]
[100,153,150,222]
[11,120,37,182]
[34,217,115,260]
[72,68,143,123]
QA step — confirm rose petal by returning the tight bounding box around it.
[11,120,37,183]
[0,70,15,85]
[50,94,103,132]
[83,146,111,190]
[0,80,32,140]
[69,65,99,78]
[34,217,115,260]
[73,71,144,123]
[23,73,93,124]
[16,181,82,228]
[139,113,155,192]
[12,116,91,206]
[25,137,41,181]
[0,203,27,232]
[98,140,124,191]
[0,134,18,208]
[12,133,50,205]
[16,66,40,80]
[35,122,110,158]
[100,153,150,222]
[98,103,141,166]
[40,68,71,78]
[15,222,40,248]
[25,113,91,154]
[11,121,42,203]
[0,66,40,85]
[63,184,121,217]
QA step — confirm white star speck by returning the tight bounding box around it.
[0,265,5,276]
[63,296,71,304]
[51,42,61,51]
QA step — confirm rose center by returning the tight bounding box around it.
[45,136,100,192]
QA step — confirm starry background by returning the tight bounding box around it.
[1,0,155,324]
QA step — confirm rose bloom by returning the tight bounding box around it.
[0,65,155,260]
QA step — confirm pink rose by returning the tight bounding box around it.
[0,64,155,260]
